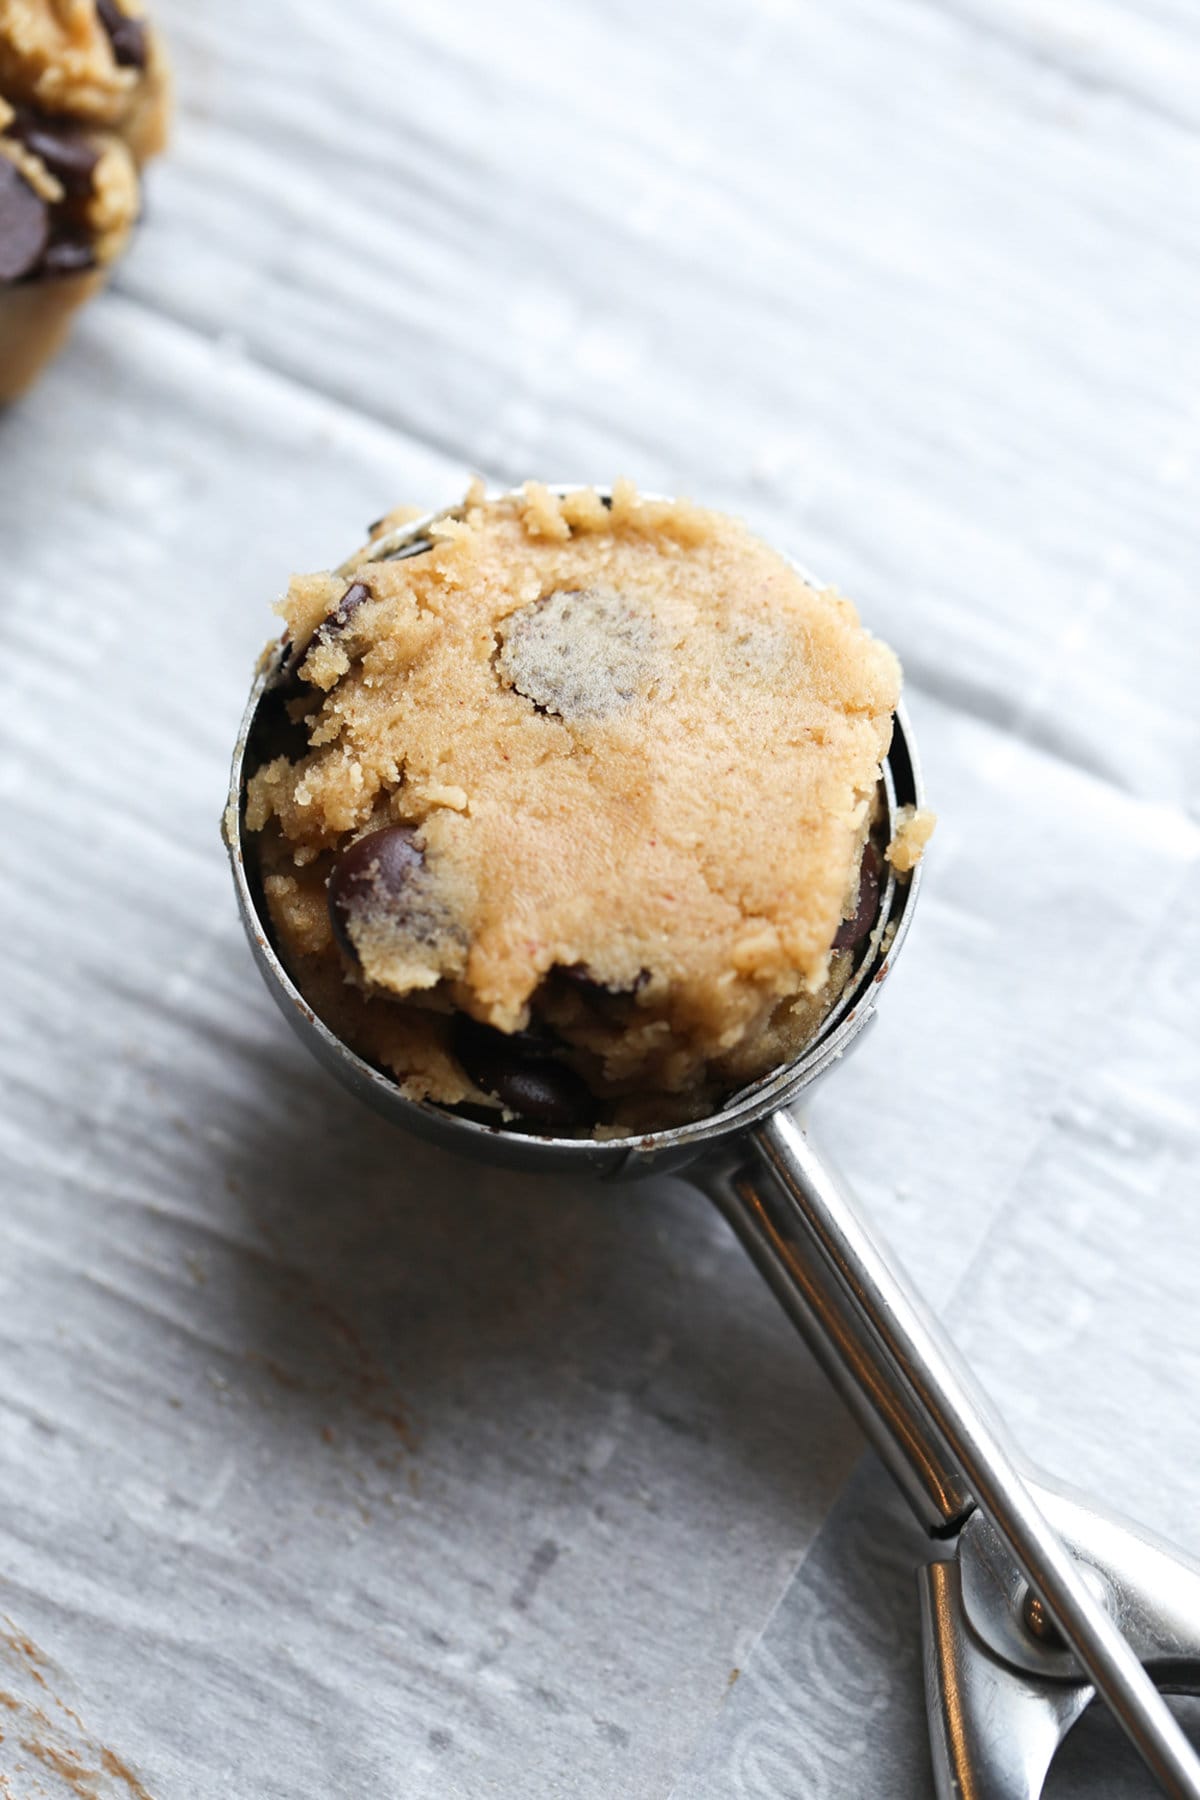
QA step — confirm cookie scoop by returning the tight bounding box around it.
[226,487,1200,1799]
[0,0,169,401]
[238,480,919,1138]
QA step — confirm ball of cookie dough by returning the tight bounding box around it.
[0,0,168,402]
[245,482,915,1136]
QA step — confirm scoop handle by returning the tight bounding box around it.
[701,1107,1200,1800]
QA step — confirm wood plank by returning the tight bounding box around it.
[3,300,1196,1796]
[2,0,1199,1791]
[112,0,1200,810]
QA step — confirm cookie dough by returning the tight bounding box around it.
[245,482,926,1135]
[0,0,168,402]
[887,803,937,874]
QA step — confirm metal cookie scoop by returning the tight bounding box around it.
[225,491,1200,1799]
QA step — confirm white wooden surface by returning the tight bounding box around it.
[1,2,1199,1796]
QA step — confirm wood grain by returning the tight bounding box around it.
[1,0,1198,1794]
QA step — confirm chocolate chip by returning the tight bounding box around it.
[496,587,656,722]
[557,964,605,998]
[324,581,370,635]
[553,962,649,1021]
[557,963,648,999]
[38,236,97,278]
[327,825,424,963]
[13,120,100,196]
[0,159,49,284]
[490,1064,595,1131]
[452,1015,594,1131]
[95,0,148,68]
[458,1014,561,1062]
[833,841,882,951]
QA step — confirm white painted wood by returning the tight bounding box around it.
[1,0,1198,1794]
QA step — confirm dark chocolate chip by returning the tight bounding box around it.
[488,1063,595,1132]
[324,581,370,635]
[95,0,148,68]
[557,963,648,1000]
[833,841,882,951]
[455,1013,560,1063]
[496,587,655,722]
[38,236,98,278]
[14,121,100,196]
[327,825,424,963]
[0,158,49,284]
[452,1014,594,1131]
[366,515,385,536]
[553,963,649,1022]
[557,963,607,998]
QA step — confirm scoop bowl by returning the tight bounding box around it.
[223,488,925,1180]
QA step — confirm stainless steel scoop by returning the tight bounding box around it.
[224,490,1200,1799]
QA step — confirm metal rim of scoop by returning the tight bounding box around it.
[224,486,926,1180]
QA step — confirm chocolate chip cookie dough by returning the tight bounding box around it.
[0,0,169,402]
[245,482,930,1135]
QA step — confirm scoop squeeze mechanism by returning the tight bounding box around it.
[227,488,1200,1800]
[702,1117,1200,1799]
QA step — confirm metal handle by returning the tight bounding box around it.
[706,1155,973,1538]
[705,1107,1200,1800]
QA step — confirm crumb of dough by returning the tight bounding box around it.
[887,804,936,873]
